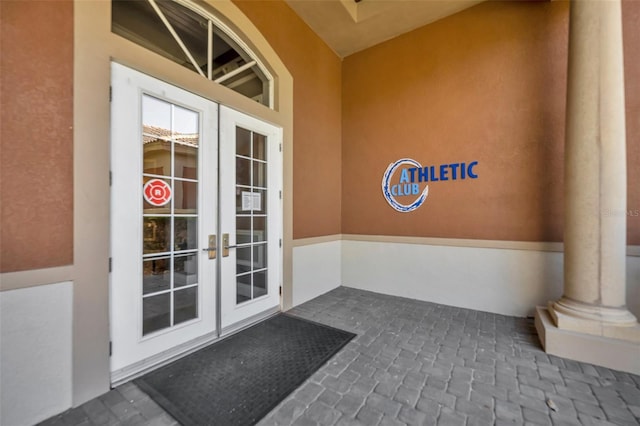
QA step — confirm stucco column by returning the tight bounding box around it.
[547,0,639,342]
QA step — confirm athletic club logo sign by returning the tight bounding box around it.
[144,179,172,206]
[382,158,479,212]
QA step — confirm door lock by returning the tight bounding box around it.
[203,234,217,259]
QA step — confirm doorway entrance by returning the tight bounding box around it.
[109,63,282,383]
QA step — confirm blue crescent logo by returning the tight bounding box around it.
[381,158,429,212]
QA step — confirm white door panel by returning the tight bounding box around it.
[110,63,218,378]
[219,106,282,332]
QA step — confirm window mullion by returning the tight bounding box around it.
[147,0,206,78]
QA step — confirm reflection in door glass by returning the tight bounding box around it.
[235,126,269,304]
[143,293,171,335]
[141,95,200,336]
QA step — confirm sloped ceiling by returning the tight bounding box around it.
[285,0,486,57]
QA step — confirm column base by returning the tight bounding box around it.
[535,306,640,375]
[548,298,640,342]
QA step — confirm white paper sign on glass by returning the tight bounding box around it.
[241,191,262,211]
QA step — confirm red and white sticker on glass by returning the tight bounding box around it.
[144,179,172,206]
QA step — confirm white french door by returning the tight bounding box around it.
[110,64,282,382]
[219,106,282,333]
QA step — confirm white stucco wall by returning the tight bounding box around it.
[341,240,566,317]
[0,281,73,426]
[292,240,342,306]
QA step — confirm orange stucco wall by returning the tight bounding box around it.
[623,0,640,245]
[1,1,74,272]
[233,0,343,239]
[342,0,640,245]
[1,0,637,276]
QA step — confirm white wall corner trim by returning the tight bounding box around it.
[0,281,73,426]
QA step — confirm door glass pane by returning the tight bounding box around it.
[143,257,171,294]
[236,247,251,274]
[236,157,251,186]
[143,293,171,335]
[175,181,197,213]
[254,271,267,298]
[142,96,201,336]
[174,254,198,287]
[174,287,198,325]
[253,217,266,242]
[236,127,251,157]
[143,96,172,177]
[237,275,251,304]
[143,217,171,254]
[253,244,267,270]
[236,216,251,245]
[253,133,266,161]
[174,217,197,251]
[253,161,266,188]
[235,126,269,304]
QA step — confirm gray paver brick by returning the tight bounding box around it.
[454,397,493,422]
[522,407,551,425]
[375,382,397,398]
[576,413,619,426]
[446,378,471,398]
[99,390,127,409]
[437,408,466,426]
[379,415,405,426]
[543,394,576,418]
[549,412,583,426]
[306,402,341,425]
[292,414,320,426]
[425,376,447,391]
[322,376,352,395]
[35,287,640,426]
[601,402,638,425]
[118,414,145,426]
[415,396,439,416]
[349,376,377,399]
[366,392,402,417]
[553,385,597,406]
[397,405,427,426]
[520,383,546,400]
[518,376,556,394]
[107,401,138,421]
[335,395,364,417]
[393,386,420,407]
[495,399,523,422]
[273,399,307,424]
[132,398,164,421]
[402,371,426,391]
[318,389,342,407]
[572,399,606,419]
[421,387,456,409]
[355,405,383,425]
[508,389,549,413]
[470,389,494,410]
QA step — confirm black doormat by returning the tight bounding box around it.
[134,313,356,426]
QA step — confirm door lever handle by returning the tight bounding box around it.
[222,233,236,257]
[203,235,217,259]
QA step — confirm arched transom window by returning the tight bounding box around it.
[112,0,273,108]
